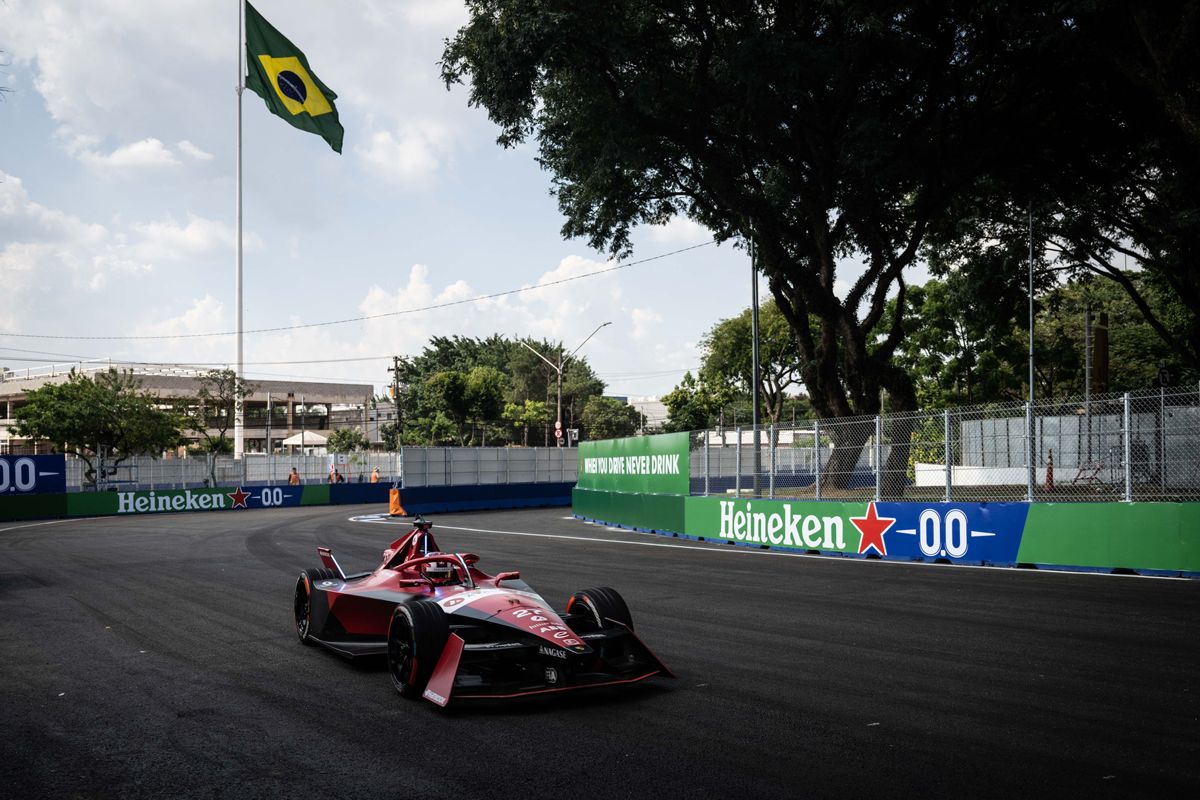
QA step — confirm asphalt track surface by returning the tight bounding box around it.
[1,506,1197,799]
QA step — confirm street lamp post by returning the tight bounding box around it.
[520,322,612,446]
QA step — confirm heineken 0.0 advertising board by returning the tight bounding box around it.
[577,432,690,495]
[66,485,309,517]
[684,496,1031,565]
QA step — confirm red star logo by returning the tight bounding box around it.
[227,487,250,509]
[850,502,895,556]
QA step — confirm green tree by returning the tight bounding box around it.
[182,368,255,454]
[894,273,1193,406]
[699,300,804,425]
[11,369,183,488]
[502,399,551,446]
[661,372,733,433]
[178,368,255,485]
[327,428,369,453]
[581,396,640,440]
[925,4,1200,374]
[391,334,605,445]
[465,365,509,445]
[424,371,470,444]
[443,2,1061,494]
[379,422,401,452]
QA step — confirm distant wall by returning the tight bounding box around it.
[0,482,572,524]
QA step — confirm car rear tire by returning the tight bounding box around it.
[294,567,337,644]
[387,600,449,698]
[566,587,633,631]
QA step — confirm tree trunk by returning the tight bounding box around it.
[880,365,919,500]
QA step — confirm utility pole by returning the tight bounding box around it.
[520,322,612,447]
[390,355,402,449]
[750,234,761,496]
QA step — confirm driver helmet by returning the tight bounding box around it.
[422,554,456,584]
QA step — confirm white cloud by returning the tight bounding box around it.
[1,1,227,136]
[129,215,255,261]
[177,140,214,162]
[0,171,152,308]
[354,122,455,185]
[644,215,714,246]
[631,307,663,340]
[400,0,469,28]
[79,138,181,170]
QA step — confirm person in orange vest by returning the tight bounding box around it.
[370,467,379,483]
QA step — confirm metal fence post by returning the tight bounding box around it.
[703,432,710,496]
[874,415,882,502]
[1025,402,1034,502]
[1160,385,1166,493]
[1124,392,1133,502]
[944,409,951,503]
[813,419,821,501]
[768,424,776,499]
[735,426,742,497]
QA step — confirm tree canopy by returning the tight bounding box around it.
[181,368,255,454]
[391,334,604,446]
[443,1,1200,489]
[327,427,369,453]
[443,2,1076,430]
[699,299,804,425]
[10,369,182,486]
[926,4,1200,376]
[581,395,641,440]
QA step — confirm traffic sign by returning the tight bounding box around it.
[554,420,563,430]
[554,428,563,439]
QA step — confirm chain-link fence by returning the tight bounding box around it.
[63,447,576,492]
[689,385,1200,503]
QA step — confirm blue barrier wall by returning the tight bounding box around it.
[393,482,574,513]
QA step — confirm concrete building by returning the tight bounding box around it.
[0,362,375,455]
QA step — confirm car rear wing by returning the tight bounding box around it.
[317,546,346,580]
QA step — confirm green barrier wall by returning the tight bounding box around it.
[301,485,330,505]
[576,432,690,495]
[572,488,685,534]
[1019,503,1200,573]
[0,493,68,522]
[574,490,1200,576]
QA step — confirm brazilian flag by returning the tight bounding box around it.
[245,2,343,153]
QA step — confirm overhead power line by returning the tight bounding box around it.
[0,240,716,342]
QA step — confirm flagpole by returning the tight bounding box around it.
[234,0,246,459]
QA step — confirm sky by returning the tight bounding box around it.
[0,0,836,400]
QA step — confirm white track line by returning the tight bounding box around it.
[0,517,95,534]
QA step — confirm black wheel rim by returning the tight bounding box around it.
[388,614,415,691]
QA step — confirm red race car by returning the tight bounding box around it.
[293,517,672,706]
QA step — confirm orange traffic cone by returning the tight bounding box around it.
[389,488,407,517]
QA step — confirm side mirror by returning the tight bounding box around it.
[495,571,520,582]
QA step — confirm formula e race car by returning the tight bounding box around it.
[293,517,672,706]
